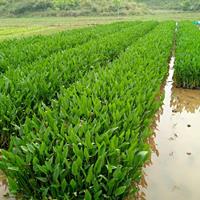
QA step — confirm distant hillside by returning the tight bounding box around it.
[0,0,149,17]
[136,0,200,11]
[0,0,199,17]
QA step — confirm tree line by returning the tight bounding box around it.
[0,0,199,16]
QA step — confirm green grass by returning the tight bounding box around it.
[174,22,200,88]
[0,22,133,73]
[0,12,199,199]
[0,21,155,147]
[0,21,175,199]
[0,11,199,40]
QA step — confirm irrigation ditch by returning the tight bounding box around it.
[0,22,200,200]
[137,23,200,200]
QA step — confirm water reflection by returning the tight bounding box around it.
[137,55,200,200]
[171,87,200,113]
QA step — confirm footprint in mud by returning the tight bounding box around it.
[172,185,180,192]
[169,134,178,141]
[169,137,174,141]
[172,123,177,128]
[174,133,178,138]
[172,109,178,113]
[169,152,174,156]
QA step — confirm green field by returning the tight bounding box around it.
[0,15,199,199]
[175,22,200,89]
[0,11,200,40]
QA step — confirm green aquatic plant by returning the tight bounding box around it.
[0,21,136,73]
[175,22,200,89]
[0,21,175,199]
[0,21,157,148]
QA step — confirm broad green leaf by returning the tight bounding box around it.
[115,186,127,196]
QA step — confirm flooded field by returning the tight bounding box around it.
[138,56,200,199]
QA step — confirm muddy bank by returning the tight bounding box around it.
[171,87,200,113]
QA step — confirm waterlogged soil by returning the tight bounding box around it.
[0,171,11,200]
[137,57,200,199]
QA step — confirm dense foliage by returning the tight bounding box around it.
[0,22,134,73]
[0,0,199,16]
[0,21,175,199]
[174,22,200,88]
[136,0,200,11]
[0,0,148,16]
[0,21,157,147]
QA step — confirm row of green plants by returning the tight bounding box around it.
[174,22,200,88]
[0,21,175,199]
[0,26,43,36]
[0,21,136,73]
[0,21,157,148]
[0,26,58,41]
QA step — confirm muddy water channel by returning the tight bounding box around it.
[138,56,200,200]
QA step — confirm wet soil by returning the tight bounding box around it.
[0,171,10,200]
[137,56,200,200]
